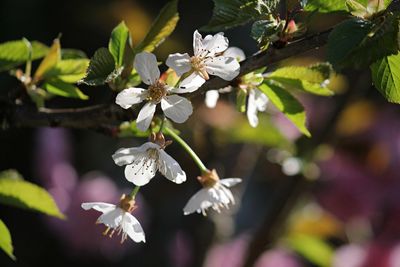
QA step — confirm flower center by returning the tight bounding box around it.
[148,81,167,103]
[149,132,173,149]
[190,56,209,80]
[146,148,159,160]
[119,194,137,213]
[197,169,220,188]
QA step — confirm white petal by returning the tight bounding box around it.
[124,155,158,186]
[169,72,205,94]
[122,213,146,243]
[97,208,124,228]
[204,56,240,81]
[205,90,219,108]
[219,185,235,204]
[115,88,147,109]
[254,88,269,111]
[81,202,116,213]
[112,142,157,166]
[193,30,204,56]
[158,149,186,184]
[166,53,192,76]
[161,95,193,123]
[219,178,242,187]
[247,89,259,128]
[183,188,213,215]
[211,187,231,205]
[136,102,157,131]
[134,52,160,85]
[202,32,229,56]
[224,47,246,62]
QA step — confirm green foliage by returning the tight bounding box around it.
[266,64,334,96]
[371,52,400,103]
[251,19,285,49]
[202,0,279,31]
[327,16,399,69]
[109,21,132,68]
[305,0,392,13]
[286,233,333,267]
[43,79,88,100]
[259,81,311,137]
[304,0,347,13]
[43,59,89,83]
[224,114,291,148]
[34,38,61,81]
[134,0,179,53]
[0,39,49,72]
[80,48,116,85]
[0,170,65,219]
[61,49,87,59]
[0,219,15,260]
[346,0,392,18]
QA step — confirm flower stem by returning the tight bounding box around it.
[158,115,166,133]
[164,126,208,173]
[129,186,140,198]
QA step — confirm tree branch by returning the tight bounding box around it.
[1,30,331,132]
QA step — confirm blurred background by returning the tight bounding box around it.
[1,0,400,267]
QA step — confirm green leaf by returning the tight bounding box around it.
[0,219,15,260]
[371,52,400,103]
[251,19,285,49]
[0,170,64,219]
[43,59,89,83]
[61,49,87,59]
[109,21,132,68]
[286,234,333,267]
[327,16,399,69]
[346,0,369,18]
[259,81,311,137]
[304,0,347,13]
[202,0,279,31]
[34,38,61,81]
[43,79,88,100]
[80,48,116,86]
[134,0,179,53]
[0,39,49,72]
[267,64,334,96]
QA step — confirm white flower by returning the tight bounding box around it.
[81,195,145,243]
[183,169,242,216]
[246,88,269,127]
[112,137,186,186]
[116,52,196,131]
[204,47,245,108]
[166,30,241,91]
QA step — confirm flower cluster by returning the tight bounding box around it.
[82,30,243,244]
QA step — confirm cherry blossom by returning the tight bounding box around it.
[81,194,145,243]
[116,52,197,131]
[183,169,242,216]
[166,30,240,91]
[112,133,186,186]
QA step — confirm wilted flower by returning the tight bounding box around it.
[116,52,196,131]
[166,30,240,90]
[81,194,145,244]
[112,132,186,186]
[183,169,241,216]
